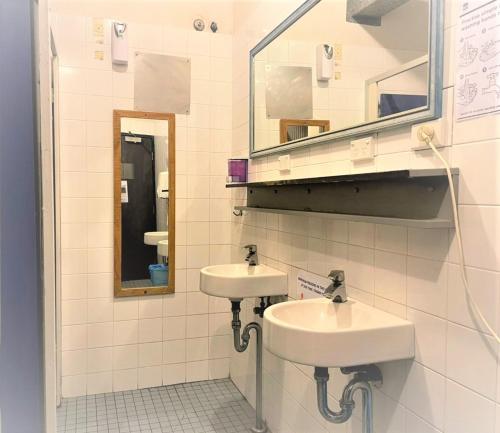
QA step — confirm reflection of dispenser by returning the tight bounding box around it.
[316,44,334,81]
[157,171,169,198]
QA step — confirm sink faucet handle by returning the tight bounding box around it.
[328,270,345,285]
[243,244,259,266]
[244,244,257,253]
[325,270,347,303]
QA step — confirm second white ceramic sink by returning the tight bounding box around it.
[200,263,287,300]
[264,298,414,367]
[158,240,168,257]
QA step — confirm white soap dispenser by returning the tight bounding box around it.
[316,44,334,81]
[112,22,128,66]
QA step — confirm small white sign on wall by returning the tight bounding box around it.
[121,180,129,203]
[296,270,331,300]
[455,0,500,121]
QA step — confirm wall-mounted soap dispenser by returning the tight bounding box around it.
[316,44,334,81]
[112,22,128,65]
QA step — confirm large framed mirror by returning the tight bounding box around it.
[250,0,443,157]
[113,110,175,297]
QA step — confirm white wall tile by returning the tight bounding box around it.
[138,366,162,389]
[186,360,209,382]
[453,141,500,205]
[87,147,112,173]
[87,347,112,373]
[113,345,138,370]
[407,257,447,318]
[62,300,87,325]
[406,411,440,433]
[163,316,186,341]
[62,375,86,398]
[113,369,138,392]
[62,350,87,376]
[186,337,209,362]
[459,205,500,271]
[348,245,374,293]
[87,298,113,323]
[407,308,446,374]
[209,358,230,380]
[374,250,406,304]
[446,322,498,399]
[408,228,449,261]
[138,318,163,343]
[447,264,499,334]
[62,324,87,351]
[404,362,445,430]
[163,363,186,386]
[87,322,113,348]
[113,320,138,346]
[138,342,163,367]
[163,340,186,364]
[186,292,209,315]
[445,380,496,433]
[86,70,112,96]
[186,315,209,338]
[348,222,374,248]
[138,297,163,319]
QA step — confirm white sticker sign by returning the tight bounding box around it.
[455,0,500,121]
[296,270,331,300]
[121,180,129,203]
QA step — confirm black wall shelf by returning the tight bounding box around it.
[228,169,459,228]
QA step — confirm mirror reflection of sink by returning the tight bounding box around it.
[144,231,168,246]
[200,263,287,300]
[158,240,168,257]
[264,298,414,368]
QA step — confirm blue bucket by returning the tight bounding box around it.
[149,264,168,286]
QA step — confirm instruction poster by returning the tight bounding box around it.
[455,0,500,120]
[296,270,330,300]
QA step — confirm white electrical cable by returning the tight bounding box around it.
[417,126,500,343]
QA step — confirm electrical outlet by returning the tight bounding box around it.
[278,154,291,172]
[350,137,374,161]
[411,121,447,150]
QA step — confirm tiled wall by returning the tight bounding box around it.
[230,1,500,433]
[53,14,235,397]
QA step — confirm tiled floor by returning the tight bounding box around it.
[57,379,257,433]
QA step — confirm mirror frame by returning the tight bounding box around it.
[113,110,176,297]
[249,0,444,158]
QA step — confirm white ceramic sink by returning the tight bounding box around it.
[200,263,287,300]
[264,298,414,367]
[158,240,168,257]
[144,231,168,246]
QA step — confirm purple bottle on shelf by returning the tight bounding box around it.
[227,159,248,183]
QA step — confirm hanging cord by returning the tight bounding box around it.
[417,125,500,344]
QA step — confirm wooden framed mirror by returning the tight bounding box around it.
[113,110,175,297]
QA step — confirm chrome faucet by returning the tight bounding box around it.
[324,270,347,303]
[244,244,259,266]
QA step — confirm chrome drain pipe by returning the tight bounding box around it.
[314,365,382,433]
[231,301,267,433]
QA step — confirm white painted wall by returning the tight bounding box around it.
[230,1,500,433]
[53,13,234,397]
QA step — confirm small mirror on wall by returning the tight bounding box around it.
[113,110,176,297]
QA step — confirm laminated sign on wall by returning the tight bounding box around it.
[455,0,500,120]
